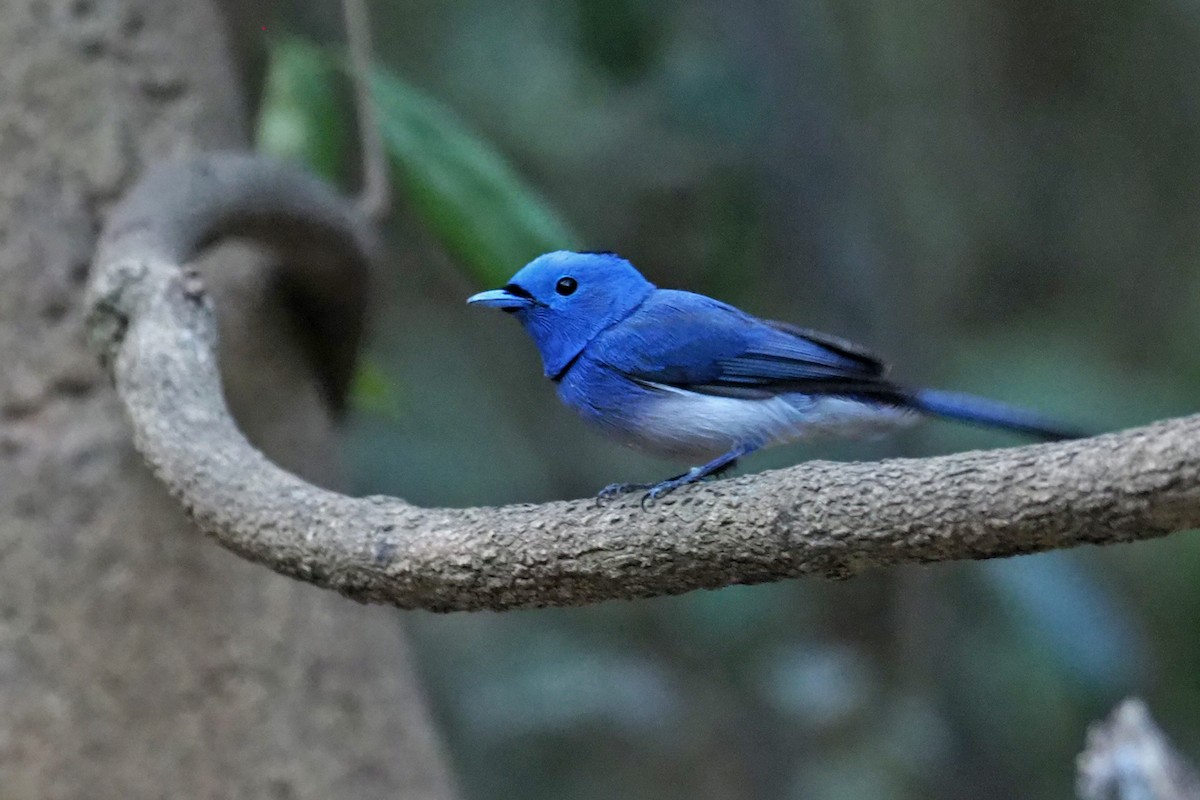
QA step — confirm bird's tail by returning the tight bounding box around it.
[906,388,1083,441]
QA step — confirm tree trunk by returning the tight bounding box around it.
[0,1,456,797]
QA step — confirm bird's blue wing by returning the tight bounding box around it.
[589,291,897,399]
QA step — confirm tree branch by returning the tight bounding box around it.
[1078,699,1200,800]
[342,0,390,222]
[87,153,1200,612]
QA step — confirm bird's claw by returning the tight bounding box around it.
[639,480,684,509]
[599,459,735,509]
[595,482,652,506]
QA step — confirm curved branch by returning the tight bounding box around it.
[88,153,1200,612]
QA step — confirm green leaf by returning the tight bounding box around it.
[256,38,346,181]
[370,68,580,286]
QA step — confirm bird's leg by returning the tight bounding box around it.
[641,445,754,507]
[707,457,741,479]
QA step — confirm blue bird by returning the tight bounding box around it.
[468,251,1079,504]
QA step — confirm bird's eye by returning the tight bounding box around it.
[555,277,578,296]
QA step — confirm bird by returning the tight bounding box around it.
[467,250,1080,504]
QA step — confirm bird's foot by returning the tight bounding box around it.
[639,469,704,508]
[639,453,746,507]
[595,481,654,505]
[598,451,747,509]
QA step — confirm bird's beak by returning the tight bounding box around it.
[466,287,534,311]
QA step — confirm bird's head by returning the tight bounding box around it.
[468,250,654,378]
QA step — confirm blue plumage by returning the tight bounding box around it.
[468,251,1079,503]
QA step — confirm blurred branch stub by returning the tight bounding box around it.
[88,154,1200,613]
[342,0,390,221]
[1078,699,1200,800]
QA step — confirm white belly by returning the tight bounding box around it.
[616,383,915,462]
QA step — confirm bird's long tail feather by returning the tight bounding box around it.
[907,388,1083,441]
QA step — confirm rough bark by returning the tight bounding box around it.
[86,152,1200,613]
[0,0,455,797]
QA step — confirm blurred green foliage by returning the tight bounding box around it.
[255,38,345,181]
[370,69,580,287]
[257,37,579,289]
[262,2,1200,799]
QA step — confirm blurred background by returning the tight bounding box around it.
[258,1,1200,798]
